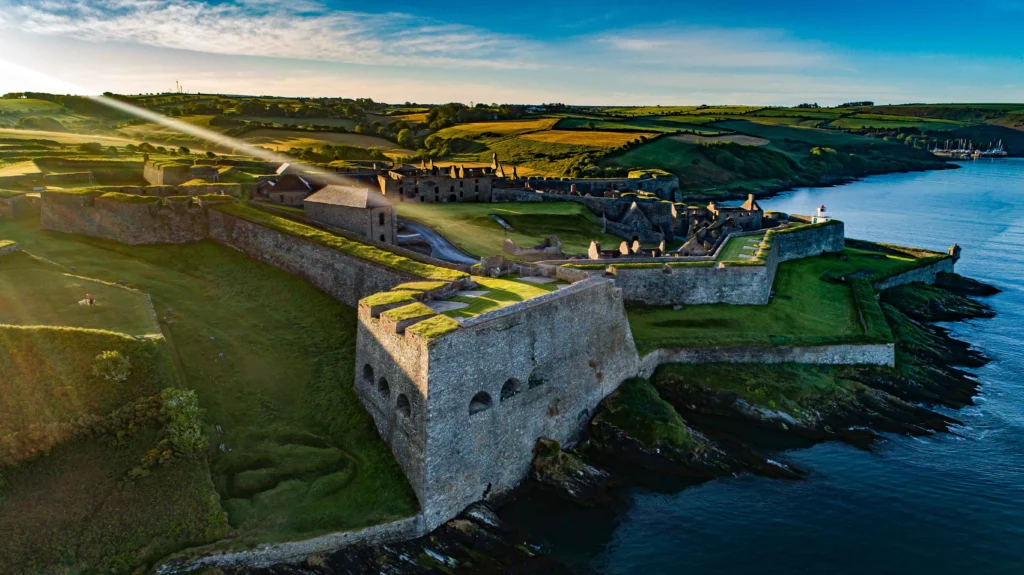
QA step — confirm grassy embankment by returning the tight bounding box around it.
[627,245,924,355]
[214,202,466,281]
[0,249,227,572]
[397,201,624,258]
[0,219,419,560]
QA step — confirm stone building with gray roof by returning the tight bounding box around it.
[303,184,397,244]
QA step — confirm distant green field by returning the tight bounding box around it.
[0,99,63,113]
[830,113,965,131]
[555,117,722,134]
[627,247,918,354]
[713,119,882,148]
[397,201,622,257]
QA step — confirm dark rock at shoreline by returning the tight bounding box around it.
[529,438,613,507]
[935,272,1002,297]
[225,504,569,575]
[883,281,994,323]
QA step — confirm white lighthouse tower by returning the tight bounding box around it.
[812,204,832,224]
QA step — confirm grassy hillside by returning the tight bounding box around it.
[0,219,418,552]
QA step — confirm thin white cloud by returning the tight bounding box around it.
[591,27,832,69]
[0,0,539,70]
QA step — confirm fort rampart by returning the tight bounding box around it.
[638,342,896,377]
[356,277,641,529]
[40,192,209,244]
[206,210,419,307]
[873,257,955,291]
[595,221,843,306]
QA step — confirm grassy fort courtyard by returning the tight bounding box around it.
[627,245,927,355]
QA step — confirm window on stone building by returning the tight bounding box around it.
[420,196,425,202]
[460,181,463,188]
[434,186,439,194]
[380,235,386,242]
[475,185,479,192]
[396,394,411,418]
[377,377,390,397]
[459,191,463,198]
[469,392,493,415]
[500,379,523,402]
[362,364,373,383]
[379,212,385,226]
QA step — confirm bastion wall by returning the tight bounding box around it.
[40,193,209,244]
[774,220,846,262]
[638,342,896,377]
[873,257,955,291]
[603,222,844,307]
[207,210,416,307]
[355,277,641,529]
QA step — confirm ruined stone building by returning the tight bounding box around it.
[377,160,503,204]
[303,184,396,244]
[256,173,314,206]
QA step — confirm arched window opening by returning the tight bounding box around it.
[469,392,493,415]
[380,235,386,242]
[396,394,411,418]
[362,364,374,383]
[377,377,390,397]
[528,372,547,389]
[501,379,523,402]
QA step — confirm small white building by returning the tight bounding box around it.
[812,204,832,224]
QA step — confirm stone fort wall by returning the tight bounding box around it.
[206,210,418,307]
[356,277,641,529]
[601,221,843,306]
[39,193,430,307]
[40,193,209,244]
[638,342,895,377]
[873,257,955,291]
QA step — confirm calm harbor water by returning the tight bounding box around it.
[501,159,1024,574]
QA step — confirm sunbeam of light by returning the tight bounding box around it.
[0,59,367,188]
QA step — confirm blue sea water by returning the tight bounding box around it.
[501,159,1024,574]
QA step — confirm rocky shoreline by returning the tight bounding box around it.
[226,273,995,574]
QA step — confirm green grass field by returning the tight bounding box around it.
[0,251,159,335]
[0,219,418,550]
[397,201,622,257]
[0,98,63,113]
[627,247,919,354]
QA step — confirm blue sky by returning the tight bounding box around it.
[0,0,1021,105]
